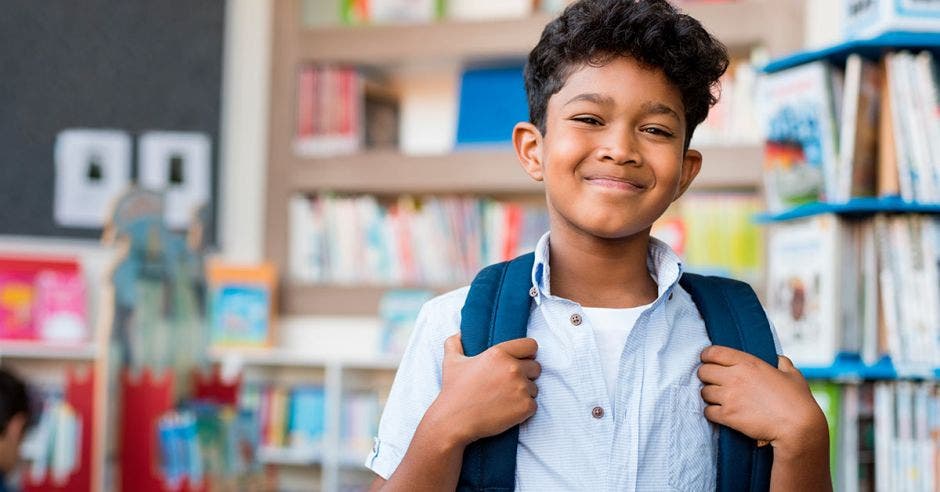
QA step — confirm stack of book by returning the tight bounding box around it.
[653,193,764,282]
[289,194,549,286]
[766,213,940,376]
[759,51,940,212]
[240,383,326,453]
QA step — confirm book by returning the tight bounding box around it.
[765,214,842,367]
[207,260,277,348]
[455,65,528,147]
[0,255,83,342]
[837,54,881,202]
[809,381,842,487]
[378,289,434,356]
[759,60,840,211]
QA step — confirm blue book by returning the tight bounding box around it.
[456,65,529,146]
[289,386,326,444]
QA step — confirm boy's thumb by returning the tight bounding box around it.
[777,355,796,373]
[444,333,464,357]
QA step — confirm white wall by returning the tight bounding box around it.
[218,0,272,264]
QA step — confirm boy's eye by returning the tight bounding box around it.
[642,127,674,137]
[572,116,603,126]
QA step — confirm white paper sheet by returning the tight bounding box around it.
[54,128,132,228]
[138,131,211,229]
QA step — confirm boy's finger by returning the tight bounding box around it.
[700,384,725,404]
[444,334,464,357]
[703,404,726,425]
[696,363,728,385]
[521,360,542,380]
[526,380,539,398]
[700,345,748,366]
[495,337,539,359]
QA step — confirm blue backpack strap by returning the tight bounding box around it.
[457,252,535,492]
[679,273,777,492]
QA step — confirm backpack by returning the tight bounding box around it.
[457,252,777,492]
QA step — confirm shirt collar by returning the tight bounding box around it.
[530,231,684,305]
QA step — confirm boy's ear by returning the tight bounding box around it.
[513,122,544,181]
[674,149,702,201]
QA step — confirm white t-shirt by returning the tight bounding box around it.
[583,304,652,399]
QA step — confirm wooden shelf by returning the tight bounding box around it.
[295,1,802,66]
[283,284,460,317]
[288,149,539,194]
[0,340,97,361]
[286,144,762,195]
[208,346,401,370]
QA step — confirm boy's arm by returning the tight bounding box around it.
[697,346,832,492]
[371,334,541,492]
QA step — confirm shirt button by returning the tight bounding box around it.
[529,286,538,298]
[592,406,604,419]
[570,313,582,326]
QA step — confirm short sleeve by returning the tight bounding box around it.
[364,287,467,479]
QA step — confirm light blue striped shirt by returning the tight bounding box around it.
[366,232,780,490]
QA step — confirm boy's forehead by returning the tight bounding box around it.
[550,58,684,112]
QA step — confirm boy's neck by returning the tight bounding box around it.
[547,227,659,309]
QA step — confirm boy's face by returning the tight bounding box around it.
[514,56,701,240]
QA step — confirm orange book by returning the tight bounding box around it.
[206,260,277,348]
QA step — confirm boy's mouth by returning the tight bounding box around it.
[583,175,647,192]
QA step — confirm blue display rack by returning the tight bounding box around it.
[799,353,940,381]
[756,196,940,223]
[763,31,940,73]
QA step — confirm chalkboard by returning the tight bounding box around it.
[0,0,225,241]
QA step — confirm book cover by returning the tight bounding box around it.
[759,61,840,211]
[766,214,842,366]
[207,260,277,348]
[455,65,528,147]
[32,269,88,343]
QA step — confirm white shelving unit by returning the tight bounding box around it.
[210,347,400,491]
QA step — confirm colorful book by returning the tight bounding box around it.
[759,61,840,211]
[207,260,277,348]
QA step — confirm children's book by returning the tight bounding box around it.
[207,260,277,348]
[838,54,881,201]
[379,289,434,356]
[0,256,83,341]
[765,214,842,366]
[759,61,840,211]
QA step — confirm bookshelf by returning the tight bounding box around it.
[264,0,805,317]
[758,27,940,491]
[210,348,398,492]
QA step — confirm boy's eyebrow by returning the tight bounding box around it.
[641,101,681,121]
[563,93,615,107]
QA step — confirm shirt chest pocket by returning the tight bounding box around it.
[669,383,716,492]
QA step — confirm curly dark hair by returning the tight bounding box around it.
[525,0,729,148]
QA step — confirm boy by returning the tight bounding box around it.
[367,0,831,490]
[0,368,31,492]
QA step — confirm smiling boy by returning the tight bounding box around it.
[366,1,831,490]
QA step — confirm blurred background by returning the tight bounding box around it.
[1,0,939,490]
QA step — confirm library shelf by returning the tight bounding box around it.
[296,1,802,67]
[208,347,401,371]
[0,340,98,360]
[257,445,324,466]
[763,31,940,73]
[756,196,940,223]
[287,144,764,195]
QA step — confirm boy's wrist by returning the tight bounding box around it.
[770,405,829,462]
[423,397,474,449]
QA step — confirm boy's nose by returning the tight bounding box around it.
[596,130,639,166]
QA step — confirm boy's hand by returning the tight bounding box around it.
[697,345,828,459]
[427,334,541,446]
